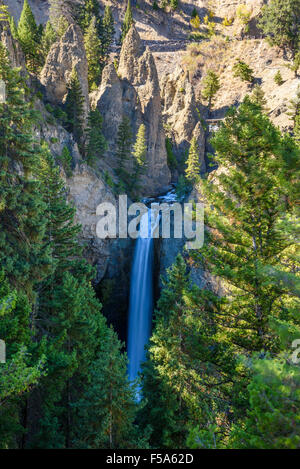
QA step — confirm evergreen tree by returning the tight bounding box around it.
[193,96,299,356]
[85,109,107,166]
[78,0,101,33]
[115,116,133,191]
[0,272,45,448]
[233,60,254,83]
[130,124,147,197]
[202,70,220,111]
[41,21,57,61]
[141,255,236,448]
[229,317,300,449]
[17,0,41,72]
[102,5,115,59]
[9,16,19,40]
[74,326,141,449]
[49,0,73,36]
[274,70,284,86]
[258,0,300,59]
[170,0,179,11]
[185,137,200,184]
[121,0,134,42]
[287,85,300,143]
[0,42,51,295]
[65,68,85,150]
[84,16,102,90]
[251,84,268,111]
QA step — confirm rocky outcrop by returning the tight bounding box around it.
[93,25,171,197]
[40,24,89,119]
[161,66,206,172]
[0,16,25,68]
[66,163,134,335]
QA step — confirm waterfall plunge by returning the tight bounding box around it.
[127,211,158,397]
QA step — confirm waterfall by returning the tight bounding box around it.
[127,211,157,397]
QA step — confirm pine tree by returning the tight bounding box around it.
[233,60,254,83]
[84,16,102,90]
[78,0,102,35]
[251,84,268,111]
[49,0,73,36]
[202,70,220,111]
[287,85,300,143]
[65,68,85,150]
[74,326,141,449]
[102,5,115,59]
[141,255,236,448]
[274,70,284,86]
[115,116,133,191]
[229,316,300,449]
[193,96,299,356]
[17,0,41,72]
[0,42,51,295]
[27,148,107,448]
[170,0,179,11]
[258,0,300,60]
[9,16,19,40]
[0,272,45,448]
[185,137,200,184]
[85,109,107,166]
[121,0,133,42]
[41,21,57,61]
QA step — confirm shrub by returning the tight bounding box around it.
[58,146,72,177]
[222,16,233,27]
[233,60,254,83]
[236,4,251,25]
[274,70,284,86]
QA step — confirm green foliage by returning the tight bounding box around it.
[115,116,133,191]
[41,21,57,61]
[0,272,46,448]
[74,326,141,449]
[121,0,134,42]
[236,4,251,25]
[17,0,41,72]
[195,97,299,355]
[191,7,198,18]
[185,137,201,184]
[170,0,179,11]
[65,68,85,150]
[222,16,233,27]
[0,42,51,295]
[233,60,254,82]
[202,69,220,109]
[49,0,73,36]
[258,0,300,59]
[289,51,300,77]
[287,85,300,143]
[175,175,189,201]
[102,6,115,59]
[78,0,101,33]
[165,137,177,169]
[141,255,235,448]
[85,109,107,166]
[250,84,268,110]
[274,70,284,86]
[131,124,147,196]
[84,16,102,90]
[57,146,72,177]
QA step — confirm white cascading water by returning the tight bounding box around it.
[127,210,158,397]
[127,189,177,398]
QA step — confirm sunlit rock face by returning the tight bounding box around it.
[40,24,90,120]
[93,25,171,197]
